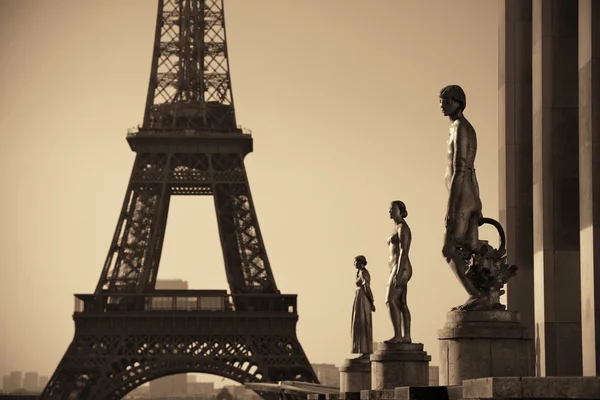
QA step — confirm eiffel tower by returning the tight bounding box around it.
[42,1,318,398]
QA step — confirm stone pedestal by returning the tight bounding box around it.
[340,357,371,393]
[437,310,534,386]
[369,342,430,390]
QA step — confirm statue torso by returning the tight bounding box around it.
[388,224,404,269]
[445,118,479,192]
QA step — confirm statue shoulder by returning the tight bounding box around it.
[401,223,412,238]
[456,118,475,137]
[361,268,371,281]
[398,223,412,245]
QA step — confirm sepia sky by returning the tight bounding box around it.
[0,0,499,386]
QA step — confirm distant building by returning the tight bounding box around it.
[2,376,10,393]
[149,374,187,396]
[22,372,39,392]
[311,363,340,388]
[38,376,49,390]
[428,365,439,386]
[188,381,215,395]
[8,371,22,392]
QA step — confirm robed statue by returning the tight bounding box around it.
[439,85,517,311]
[351,255,376,357]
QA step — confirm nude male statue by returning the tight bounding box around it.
[439,85,485,310]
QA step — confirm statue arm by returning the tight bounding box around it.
[365,283,375,307]
[363,272,375,306]
[395,227,411,282]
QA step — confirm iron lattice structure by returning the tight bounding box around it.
[43,293,316,400]
[42,1,318,398]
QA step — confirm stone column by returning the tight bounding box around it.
[498,0,535,335]
[532,0,582,376]
[579,0,600,377]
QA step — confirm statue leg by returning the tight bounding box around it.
[465,213,480,253]
[443,209,481,299]
[399,285,411,343]
[443,241,480,297]
[384,285,403,343]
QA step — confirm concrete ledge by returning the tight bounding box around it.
[447,385,463,400]
[327,393,361,400]
[394,385,455,399]
[462,376,600,399]
[360,389,395,400]
[340,392,361,400]
[462,377,523,398]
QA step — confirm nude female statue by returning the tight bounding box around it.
[351,255,376,358]
[385,200,412,344]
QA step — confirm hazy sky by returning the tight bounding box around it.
[0,0,499,387]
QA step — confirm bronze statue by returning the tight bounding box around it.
[351,255,376,357]
[440,85,517,311]
[384,201,412,344]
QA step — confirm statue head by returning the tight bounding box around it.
[439,85,466,116]
[354,255,367,269]
[389,200,408,220]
